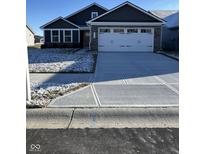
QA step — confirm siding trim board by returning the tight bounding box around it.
[87,1,164,23]
[89,22,163,26]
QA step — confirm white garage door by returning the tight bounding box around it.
[98,28,154,52]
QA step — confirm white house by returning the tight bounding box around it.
[26,25,35,46]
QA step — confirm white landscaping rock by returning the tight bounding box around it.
[28,48,94,72]
[27,82,86,107]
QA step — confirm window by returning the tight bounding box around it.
[99,29,110,33]
[141,29,152,34]
[113,29,124,33]
[52,30,59,43]
[91,12,98,19]
[127,28,138,33]
[64,30,72,43]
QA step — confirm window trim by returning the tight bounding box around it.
[63,30,72,43]
[51,30,60,43]
[91,12,98,19]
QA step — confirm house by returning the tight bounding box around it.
[34,35,43,44]
[40,1,165,52]
[151,10,179,51]
[26,25,35,46]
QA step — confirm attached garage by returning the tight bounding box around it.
[98,27,154,52]
[87,2,165,52]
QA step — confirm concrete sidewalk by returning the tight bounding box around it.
[26,107,179,129]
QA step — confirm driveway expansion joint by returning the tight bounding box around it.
[91,84,101,107]
[154,76,179,95]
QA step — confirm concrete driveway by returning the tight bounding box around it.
[32,52,179,107]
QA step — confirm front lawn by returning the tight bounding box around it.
[28,48,95,73]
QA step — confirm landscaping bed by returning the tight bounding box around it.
[28,48,95,73]
[27,82,88,108]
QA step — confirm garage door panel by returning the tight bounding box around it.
[98,28,154,52]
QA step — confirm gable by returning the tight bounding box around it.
[91,4,163,23]
[65,5,107,26]
[43,18,78,29]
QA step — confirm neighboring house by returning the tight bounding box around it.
[26,25,35,46]
[151,10,179,51]
[41,1,165,52]
[34,35,43,44]
[40,38,44,44]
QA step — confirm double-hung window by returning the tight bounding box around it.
[64,30,72,43]
[91,12,98,19]
[52,30,59,43]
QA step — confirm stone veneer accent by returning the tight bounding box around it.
[90,25,162,52]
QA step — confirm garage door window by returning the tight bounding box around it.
[113,29,124,33]
[100,29,110,33]
[127,29,138,33]
[141,29,152,34]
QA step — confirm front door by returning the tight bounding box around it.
[83,31,90,48]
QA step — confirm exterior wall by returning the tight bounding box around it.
[65,5,107,26]
[44,30,51,43]
[90,25,162,52]
[26,27,35,46]
[162,26,179,51]
[154,27,162,51]
[43,29,80,48]
[94,4,160,22]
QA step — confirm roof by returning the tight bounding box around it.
[150,10,179,28]
[150,10,178,19]
[64,2,108,19]
[26,25,35,34]
[87,1,165,23]
[40,16,80,29]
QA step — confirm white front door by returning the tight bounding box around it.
[98,28,154,52]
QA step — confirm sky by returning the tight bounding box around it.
[27,0,179,36]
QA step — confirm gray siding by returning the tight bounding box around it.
[65,5,107,26]
[94,4,161,22]
[44,30,51,43]
[60,30,64,43]
[44,19,78,29]
[73,30,79,43]
[162,27,179,51]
